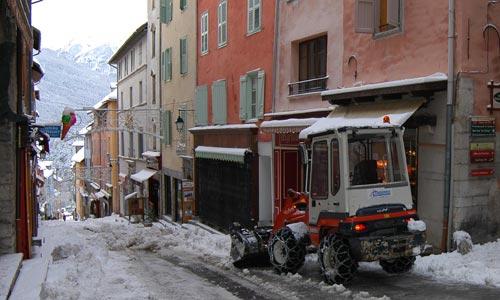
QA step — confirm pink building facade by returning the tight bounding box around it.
[271,0,500,251]
[194,0,276,229]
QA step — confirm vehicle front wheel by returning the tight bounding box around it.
[318,234,358,284]
[379,256,416,274]
[268,227,306,274]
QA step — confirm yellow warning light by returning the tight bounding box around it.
[383,115,390,123]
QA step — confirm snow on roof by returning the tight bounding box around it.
[71,148,84,163]
[321,73,447,97]
[264,107,334,117]
[195,146,251,164]
[142,151,161,157]
[189,124,257,132]
[299,99,425,139]
[130,169,157,183]
[93,89,117,109]
[72,140,84,147]
[260,118,321,133]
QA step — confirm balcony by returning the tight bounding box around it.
[288,76,328,96]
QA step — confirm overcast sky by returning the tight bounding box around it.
[32,0,147,50]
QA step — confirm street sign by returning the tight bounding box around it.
[39,124,61,138]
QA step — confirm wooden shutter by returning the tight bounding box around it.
[387,0,400,28]
[162,110,171,145]
[161,51,165,81]
[257,71,265,119]
[239,75,248,120]
[355,0,375,33]
[212,80,227,125]
[166,48,172,80]
[195,85,208,126]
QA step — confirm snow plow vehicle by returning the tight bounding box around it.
[230,101,428,284]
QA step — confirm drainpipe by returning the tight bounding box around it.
[442,0,455,252]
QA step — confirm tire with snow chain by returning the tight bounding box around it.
[268,227,306,274]
[379,256,416,274]
[318,234,358,284]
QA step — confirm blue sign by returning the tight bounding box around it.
[40,125,61,138]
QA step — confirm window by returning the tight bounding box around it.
[331,139,340,196]
[125,55,129,75]
[151,25,156,58]
[161,0,173,23]
[194,85,208,126]
[139,42,143,65]
[218,0,227,46]
[152,74,156,104]
[129,86,133,107]
[120,132,124,156]
[139,81,143,103]
[239,70,264,121]
[138,133,144,158]
[152,124,157,150]
[130,48,135,72]
[212,80,227,125]
[201,12,209,54]
[311,140,328,199]
[180,0,187,11]
[299,36,327,82]
[247,0,261,34]
[118,63,122,79]
[180,37,188,75]
[162,110,171,145]
[128,132,134,157]
[355,0,402,36]
[162,47,172,81]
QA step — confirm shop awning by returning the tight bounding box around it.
[299,99,426,139]
[195,146,251,164]
[130,169,157,183]
[79,187,88,197]
[95,191,106,199]
[260,118,320,133]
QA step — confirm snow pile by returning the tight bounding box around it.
[453,231,473,254]
[407,218,426,232]
[287,222,309,241]
[414,238,500,286]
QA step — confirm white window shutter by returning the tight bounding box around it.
[257,71,265,119]
[355,0,375,33]
[387,0,400,28]
[239,75,248,120]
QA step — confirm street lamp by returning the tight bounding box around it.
[175,108,195,134]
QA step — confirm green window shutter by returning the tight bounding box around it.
[180,38,187,74]
[161,51,165,81]
[180,0,187,10]
[162,110,171,145]
[160,0,167,23]
[257,71,265,118]
[239,75,248,120]
[194,85,208,126]
[166,48,172,80]
[166,0,172,23]
[212,80,227,125]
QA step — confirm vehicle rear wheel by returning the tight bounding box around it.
[318,234,358,284]
[379,256,416,273]
[268,227,306,274]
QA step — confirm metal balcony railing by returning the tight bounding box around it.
[288,76,328,96]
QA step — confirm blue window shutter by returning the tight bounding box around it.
[195,85,208,126]
[212,80,227,125]
[160,0,167,23]
[239,75,248,120]
[162,110,171,145]
[257,71,265,119]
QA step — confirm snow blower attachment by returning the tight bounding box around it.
[230,101,429,284]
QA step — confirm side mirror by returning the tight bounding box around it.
[298,142,309,165]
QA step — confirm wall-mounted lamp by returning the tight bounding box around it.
[175,108,195,134]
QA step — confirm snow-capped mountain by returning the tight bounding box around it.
[34,43,117,175]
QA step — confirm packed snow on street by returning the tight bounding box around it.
[12,216,500,300]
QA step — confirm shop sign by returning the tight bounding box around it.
[471,168,494,177]
[492,86,500,108]
[470,117,495,137]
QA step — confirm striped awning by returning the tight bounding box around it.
[195,146,251,164]
[260,118,320,133]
